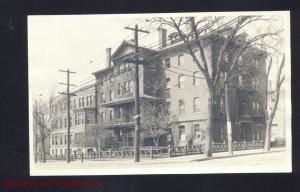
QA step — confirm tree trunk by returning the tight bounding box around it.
[204,90,214,157]
[264,119,272,151]
[34,135,37,163]
[41,138,46,163]
[224,84,233,155]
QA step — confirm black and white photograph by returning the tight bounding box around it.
[28,11,291,175]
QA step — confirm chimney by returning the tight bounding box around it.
[158,27,167,49]
[106,48,112,67]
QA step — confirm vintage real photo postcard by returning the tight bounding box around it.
[28,11,291,175]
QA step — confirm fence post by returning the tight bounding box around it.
[121,149,124,159]
[150,147,153,159]
[244,140,247,150]
[168,144,171,158]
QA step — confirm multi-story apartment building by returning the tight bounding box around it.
[156,27,267,146]
[49,84,96,156]
[93,40,165,148]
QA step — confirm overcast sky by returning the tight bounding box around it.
[28,12,288,101]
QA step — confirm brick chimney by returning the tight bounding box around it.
[106,48,112,67]
[158,27,167,49]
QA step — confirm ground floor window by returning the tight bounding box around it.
[179,126,186,141]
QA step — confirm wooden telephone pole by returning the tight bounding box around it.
[59,69,76,163]
[125,25,149,162]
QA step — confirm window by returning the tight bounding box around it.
[60,119,62,128]
[55,136,58,145]
[101,112,106,123]
[220,97,225,113]
[60,135,62,145]
[179,126,186,141]
[82,97,85,107]
[193,97,201,113]
[127,81,131,93]
[52,136,54,145]
[123,82,128,93]
[252,77,259,91]
[116,107,122,119]
[178,75,185,89]
[101,92,105,103]
[118,83,122,96]
[70,117,72,127]
[194,124,201,140]
[64,118,67,128]
[86,96,89,106]
[179,99,185,114]
[109,90,113,101]
[164,58,170,68]
[166,78,171,91]
[81,113,84,124]
[193,72,201,86]
[90,96,93,106]
[79,98,81,108]
[256,102,260,115]
[238,75,243,86]
[224,53,229,63]
[109,75,114,83]
[129,81,134,93]
[109,110,113,121]
[178,55,184,66]
[64,135,67,144]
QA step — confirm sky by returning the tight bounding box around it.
[28,12,288,101]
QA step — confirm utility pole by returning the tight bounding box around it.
[59,69,76,163]
[125,25,149,162]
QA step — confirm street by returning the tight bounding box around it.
[31,147,291,175]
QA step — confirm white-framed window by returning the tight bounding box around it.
[178,75,185,89]
[79,98,81,108]
[164,58,170,68]
[86,96,89,106]
[90,96,93,106]
[109,90,113,101]
[101,112,106,123]
[166,78,171,91]
[179,126,186,141]
[101,92,105,103]
[179,99,185,114]
[64,118,67,128]
[194,124,201,140]
[118,83,122,96]
[193,72,201,86]
[116,107,122,119]
[109,110,113,121]
[193,97,201,113]
[64,135,67,144]
[82,97,85,107]
[178,54,184,66]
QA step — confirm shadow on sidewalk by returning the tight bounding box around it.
[191,148,285,162]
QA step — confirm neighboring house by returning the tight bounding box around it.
[49,84,96,156]
[268,81,286,142]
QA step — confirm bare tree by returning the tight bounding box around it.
[150,16,282,157]
[264,55,285,151]
[33,87,57,162]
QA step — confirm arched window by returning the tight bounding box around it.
[193,97,201,113]
[178,75,185,89]
[179,99,185,114]
[178,54,184,66]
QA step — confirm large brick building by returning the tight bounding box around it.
[156,27,267,146]
[49,84,96,156]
